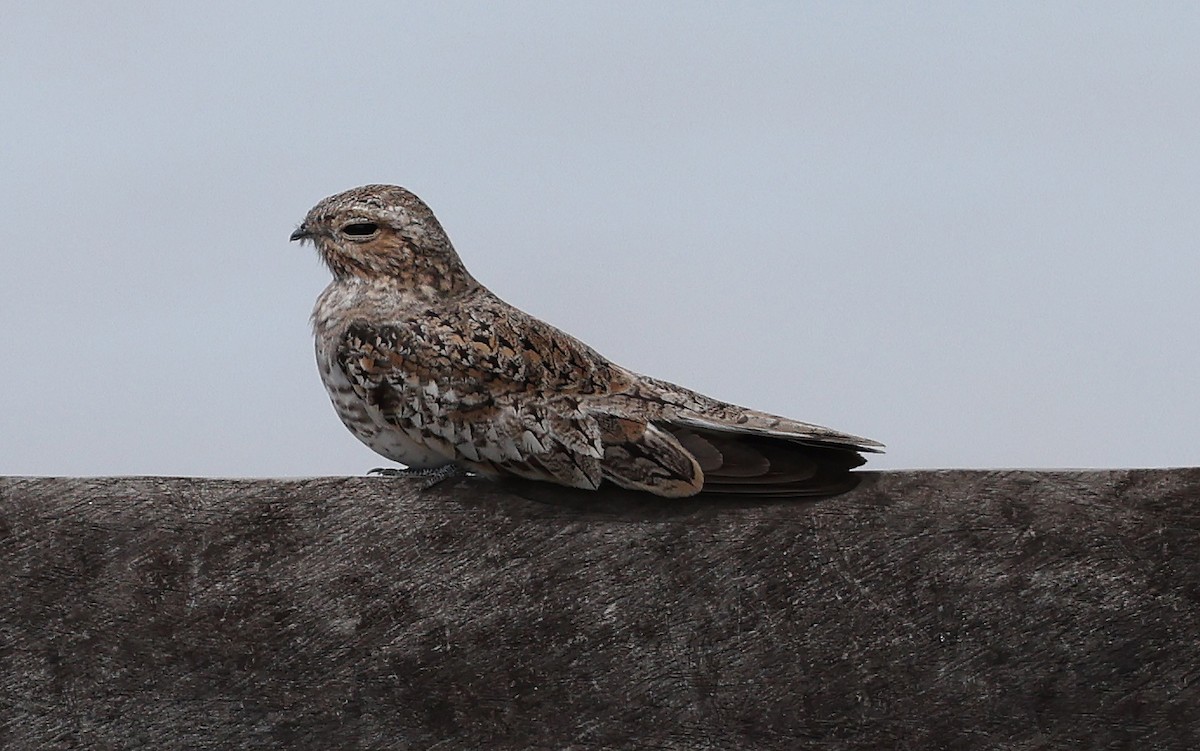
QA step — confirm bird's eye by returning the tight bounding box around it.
[341,222,379,238]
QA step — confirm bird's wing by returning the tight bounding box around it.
[606,375,882,497]
[335,310,877,499]
[336,316,708,496]
[335,318,599,488]
[587,413,704,497]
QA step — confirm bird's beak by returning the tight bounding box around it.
[289,225,311,242]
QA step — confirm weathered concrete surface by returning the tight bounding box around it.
[1,470,1198,749]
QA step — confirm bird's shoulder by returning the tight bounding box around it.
[327,285,628,400]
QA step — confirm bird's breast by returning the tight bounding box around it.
[315,334,452,470]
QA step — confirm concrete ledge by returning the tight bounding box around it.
[2,470,1198,749]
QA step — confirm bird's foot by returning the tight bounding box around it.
[368,464,466,489]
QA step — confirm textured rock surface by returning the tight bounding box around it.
[1,470,1198,749]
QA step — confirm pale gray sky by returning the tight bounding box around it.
[3,3,1198,477]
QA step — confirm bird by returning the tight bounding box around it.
[291,184,882,498]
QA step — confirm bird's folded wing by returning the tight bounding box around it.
[335,320,614,490]
[607,377,882,496]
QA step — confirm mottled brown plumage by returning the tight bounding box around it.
[293,184,882,498]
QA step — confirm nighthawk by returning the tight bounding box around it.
[292,185,882,498]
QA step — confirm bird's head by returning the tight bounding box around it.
[291,184,474,294]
